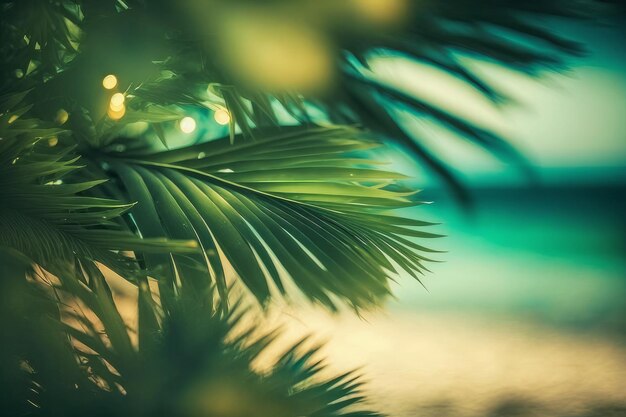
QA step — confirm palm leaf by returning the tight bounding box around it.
[3,1,603,205]
[319,0,598,203]
[0,92,197,277]
[98,126,439,309]
[2,253,381,417]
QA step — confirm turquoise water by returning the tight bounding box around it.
[274,181,626,416]
[395,183,626,332]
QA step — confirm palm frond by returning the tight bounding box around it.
[97,125,439,310]
[324,0,601,204]
[2,1,605,205]
[1,250,381,417]
[0,92,197,276]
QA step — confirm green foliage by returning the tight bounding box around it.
[102,126,440,310]
[0,92,198,277]
[0,1,603,416]
[1,1,602,198]
[0,249,380,417]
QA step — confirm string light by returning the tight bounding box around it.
[214,108,231,125]
[109,93,125,111]
[107,104,126,120]
[102,74,118,90]
[179,116,196,133]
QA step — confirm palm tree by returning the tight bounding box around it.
[0,1,604,415]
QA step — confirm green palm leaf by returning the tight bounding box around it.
[0,92,197,277]
[1,250,381,417]
[3,1,603,207]
[98,126,439,309]
[324,0,595,204]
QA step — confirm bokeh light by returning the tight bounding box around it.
[351,0,409,26]
[180,116,197,133]
[215,10,334,93]
[109,93,125,111]
[54,108,69,125]
[102,74,118,90]
[213,109,231,125]
[107,104,126,120]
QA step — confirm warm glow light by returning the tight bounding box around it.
[102,74,118,90]
[179,116,197,133]
[109,93,125,111]
[214,109,231,125]
[48,137,58,147]
[217,12,334,93]
[107,104,126,120]
[55,108,69,125]
[351,0,409,26]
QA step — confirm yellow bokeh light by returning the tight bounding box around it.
[216,10,334,93]
[109,93,125,111]
[48,137,58,147]
[351,0,409,26]
[54,108,69,125]
[179,116,197,133]
[214,109,231,125]
[107,104,126,120]
[102,74,118,90]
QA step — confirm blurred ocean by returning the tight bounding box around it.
[269,177,626,417]
[411,177,626,331]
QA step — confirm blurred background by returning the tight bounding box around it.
[97,4,626,416]
[3,1,624,416]
[256,15,626,417]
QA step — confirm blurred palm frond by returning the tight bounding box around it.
[0,249,380,417]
